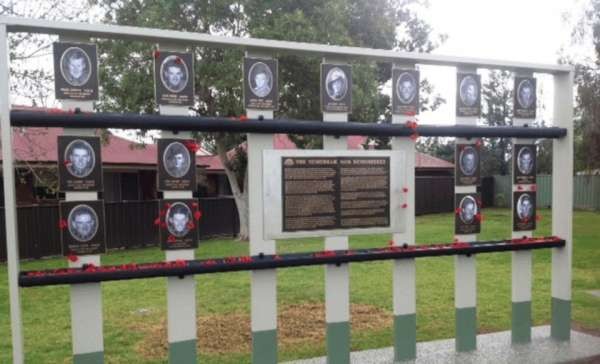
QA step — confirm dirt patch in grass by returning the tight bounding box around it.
[132,303,391,358]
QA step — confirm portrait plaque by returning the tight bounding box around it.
[513,191,536,231]
[58,136,103,192]
[157,139,196,191]
[513,144,536,185]
[159,199,199,250]
[60,200,106,256]
[455,144,480,186]
[281,156,390,232]
[456,73,481,117]
[321,63,352,113]
[244,57,278,110]
[455,193,481,235]
[514,77,536,119]
[53,42,99,100]
[154,51,194,106]
[392,69,419,115]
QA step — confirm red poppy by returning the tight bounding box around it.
[67,254,78,263]
[475,139,482,148]
[174,56,183,64]
[153,50,160,58]
[187,221,195,229]
[402,187,409,193]
[192,202,199,208]
[63,160,72,166]
[154,217,161,226]
[58,219,68,230]
[194,210,202,221]
[475,213,483,222]
[167,235,177,243]
[238,115,248,122]
[401,203,408,209]
[184,140,199,153]
[455,207,462,215]
[405,120,418,129]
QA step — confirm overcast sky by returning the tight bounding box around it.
[414,0,587,125]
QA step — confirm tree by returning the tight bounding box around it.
[1,0,93,195]
[564,0,600,173]
[94,0,445,240]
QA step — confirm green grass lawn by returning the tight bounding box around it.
[1,208,599,363]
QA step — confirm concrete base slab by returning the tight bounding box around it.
[283,326,600,364]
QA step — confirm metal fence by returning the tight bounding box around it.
[493,174,600,210]
[0,197,240,261]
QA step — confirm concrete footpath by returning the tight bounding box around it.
[283,326,600,364]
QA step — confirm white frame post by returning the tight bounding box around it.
[550,70,574,340]
[0,23,25,364]
[510,70,535,344]
[158,43,198,363]
[391,62,417,361]
[59,34,105,364]
[454,66,479,352]
[322,57,351,364]
[247,50,278,364]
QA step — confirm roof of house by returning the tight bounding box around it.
[202,134,454,171]
[8,127,160,165]
[8,106,453,170]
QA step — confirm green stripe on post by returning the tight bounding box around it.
[394,314,416,362]
[252,329,278,364]
[551,297,571,341]
[511,301,531,344]
[327,321,350,364]
[73,351,104,364]
[455,307,477,352]
[168,339,197,364]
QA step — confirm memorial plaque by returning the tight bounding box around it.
[157,139,196,191]
[159,199,200,250]
[455,144,480,186]
[455,193,481,235]
[513,191,536,231]
[392,69,419,115]
[321,63,352,113]
[53,42,98,100]
[60,200,106,256]
[456,73,481,117]
[514,77,536,119]
[154,51,194,106]
[244,57,278,110]
[282,156,390,232]
[513,144,536,185]
[58,136,103,192]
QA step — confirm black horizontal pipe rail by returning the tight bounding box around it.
[10,110,567,139]
[19,236,564,287]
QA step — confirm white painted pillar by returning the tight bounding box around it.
[246,51,278,364]
[322,58,350,364]
[550,70,574,340]
[454,67,479,352]
[157,43,197,363]
[511,70,535,344]
[0,23,25,364]
[56,33,105,364]
[390,62,417,362]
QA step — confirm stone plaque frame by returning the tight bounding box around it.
[263,150,406,239]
